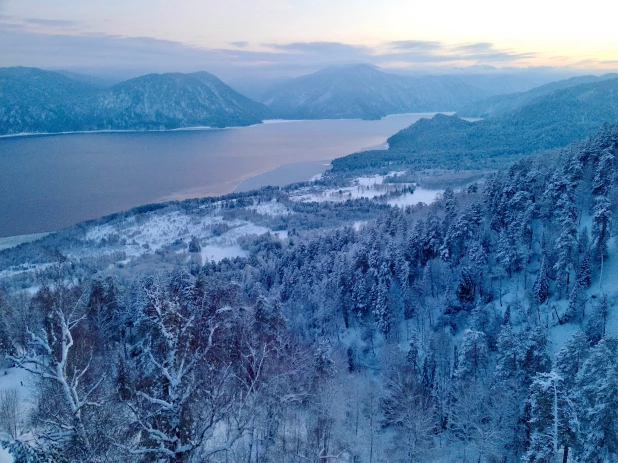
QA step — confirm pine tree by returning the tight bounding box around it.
[587,293,610,343]
[554,192,578,296]
[495,325,524,380]
[455,329,489,381]
[497,229,517,278]
[592,148,615,197]
[1,440,66,463]
[525,372,571,463]
[372,263,392,335]
[188,235,201,253]
[456,266,476,307]
[576,251,592,289]
[0,315,13,356]
[574,337,618,461]
[351,268,368,318]
[591,195,612,278]
[532,257,550,307]
[566,283,585,323]
[521,327,552,383]
[554,332,589,388]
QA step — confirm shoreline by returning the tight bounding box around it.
[0,112,448,140]
[0,112,437,240]
[0,232,51,250]
[233,160,332,193]
[0,160,331,244]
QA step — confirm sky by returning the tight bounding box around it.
[0,0,617,80]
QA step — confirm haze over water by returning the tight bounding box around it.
[0,114,434,237]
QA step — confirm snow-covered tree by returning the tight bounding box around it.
[9,285,105,460]
[525,372,572,463]
[532,257,550,307]
[574,337,618,461]
[455,330,489,381]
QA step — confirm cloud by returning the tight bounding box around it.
[22,18,79,28]
[453,42,494,53]
[0,22,594,83]
[389,40,442,51]
[265,41,370,56]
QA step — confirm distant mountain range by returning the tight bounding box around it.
[3,65,616,138]
[0,67,270,135]
[457,73,618,118]
[259,64,487,120]
[332,76,618,172]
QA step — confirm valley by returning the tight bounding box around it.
[0,113,434,237]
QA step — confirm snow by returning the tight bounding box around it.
[271,230,289,239]
[0,367,31,404]
[81,211,271,261]
[290,171,441,206]
[0,233,50,252]
[0,367,35,463]
[201,245,247,263]
[0,446,11,463]
[387,187,443,207]
[0,262,56,280]
[353,221,367,231]
[247,200,293,217]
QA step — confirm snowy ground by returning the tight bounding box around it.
[246,200,293,217]
[0,445,11,463]
[0,367,34,463]
[290,172,442,206]
[80,205,274,264]
[0,233,50,252]
[386,187,444,207]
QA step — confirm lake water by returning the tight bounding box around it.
[0,113,436,237]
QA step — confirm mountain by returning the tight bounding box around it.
[332,76,618,172]
[0,67,99,135]
[259,64,487,120]
[457,73,618,118]
[80,72,271,130]
[453,70,578,96]
[55,70,120,88]
[0,68,271,135]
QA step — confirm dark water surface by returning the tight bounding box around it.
[0,114,434,236]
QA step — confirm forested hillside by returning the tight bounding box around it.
[0,68,270,135]
[332,77,618,172]
[1,122,617,462]
[0,67,100,135]
[457,73,618,118]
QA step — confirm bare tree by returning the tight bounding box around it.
[9,286,104,458]
[0,389,22,439]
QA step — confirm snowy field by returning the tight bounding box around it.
[290,172,443,206]
[0,367,33,463]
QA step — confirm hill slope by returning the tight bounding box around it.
[260,64,487,120]
[0,67,99,135]
[1,122,617,463]
[79,72,271,130]
[457,73,618,118]
[332,77,618,171]
[0,68,271,135]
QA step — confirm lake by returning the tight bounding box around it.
[0,113,436,237]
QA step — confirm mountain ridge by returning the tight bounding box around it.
[259,64,488,120]
[457,73,618,118]
[0,67,271,135]
[332,76,618,172]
